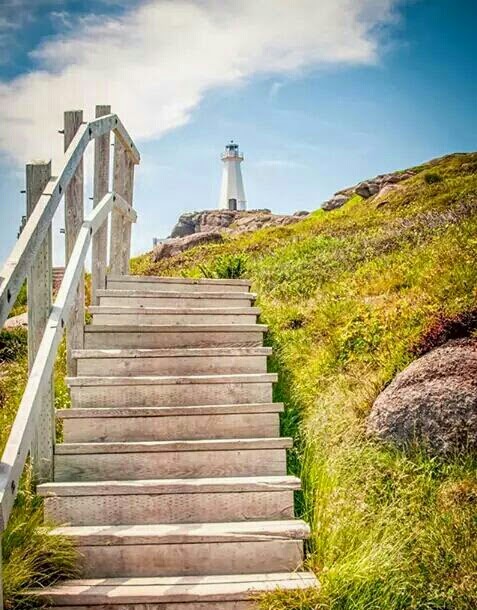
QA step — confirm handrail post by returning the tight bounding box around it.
[64,110,85,376]
[91,105,111,304]
[27,161,54,483]
[110,136,135,275]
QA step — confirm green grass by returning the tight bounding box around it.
[0,330,76,609]
[131,152,477,610]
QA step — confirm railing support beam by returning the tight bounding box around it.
[64,110,85,376]
[26,161,54,483]
[91,105,111,305]
[110,136,135,275]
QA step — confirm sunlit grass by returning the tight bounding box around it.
[131,152,477,609]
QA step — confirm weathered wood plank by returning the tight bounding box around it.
[26,161,54,482]
[62,413,279,442]
[69,540,304,578]
[54,448,287,481]
[64,110,85,376]
[110,136,135,275]
[91,105,111,305]
[38,475,300,496]
[43,491,295,526]
[27,572,317,606]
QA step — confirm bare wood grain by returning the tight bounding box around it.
[26,161,54,482]
[64,110,85,376]
[91,105,111,305]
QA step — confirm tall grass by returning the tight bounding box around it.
[0,329,76,608]
[131,152,477,609]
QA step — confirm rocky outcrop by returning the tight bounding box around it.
[170,209,307,239]
[321,169,417,211]
[152,231,223,262]
[154,209,309,261]
[367,338,477,456]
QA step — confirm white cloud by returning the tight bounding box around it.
[0,0,400,168]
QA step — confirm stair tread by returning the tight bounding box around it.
[107,275,252,287]
[28,571,318,603]
[89,306,260,314]
[56,437,293,454]
[72,347,272,358]
[57,403,284,418]
[84,323,267,332]
[50,519,310,545]
[97,288,256,299]
[38,475,301,496]
[67,373,277,386]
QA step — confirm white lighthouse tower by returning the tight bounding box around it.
[219,141,247,210]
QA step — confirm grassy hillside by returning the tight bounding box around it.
[132,153,477,609]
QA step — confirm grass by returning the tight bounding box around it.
[0,329,76,609]
[131,152,477,610]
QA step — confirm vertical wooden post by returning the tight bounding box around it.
[91,105,111,305]
[110,136,135,275]
[64,110,84,376]
[26,161,54,482]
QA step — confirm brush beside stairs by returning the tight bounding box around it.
[32,275,318,608]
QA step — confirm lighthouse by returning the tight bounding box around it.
[219,141,247,211]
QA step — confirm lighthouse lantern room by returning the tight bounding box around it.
[219,141,247,211]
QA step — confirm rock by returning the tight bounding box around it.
[322,194,349,211]
[168,209,304,242]
[367,338,477,456]
[170,212,199,238]
[293,210,309,217]
[4,312,28,329]
[355,181,380,198]
[152,231,223,262]
[321,168,419,212]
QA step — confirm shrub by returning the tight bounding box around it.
[424,172,443,184]
[199,253,248,279]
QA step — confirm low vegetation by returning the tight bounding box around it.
[132,153,477,609]
[0,329,77,609]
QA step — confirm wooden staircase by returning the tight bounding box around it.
[32,274,318,608]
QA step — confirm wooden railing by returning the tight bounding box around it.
[0,105,140,601]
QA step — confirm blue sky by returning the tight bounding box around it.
[0,0,475,264]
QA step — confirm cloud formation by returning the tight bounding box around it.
[0,0,399,167]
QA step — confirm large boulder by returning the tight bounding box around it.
[367,338,477,455]
[152,231,223,262]
[322,194,349,211]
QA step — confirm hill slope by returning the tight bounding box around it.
[132,152,477,609]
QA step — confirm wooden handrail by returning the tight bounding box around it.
[0,108,139,610]
[0,114,139,329]
[0,191,126,529]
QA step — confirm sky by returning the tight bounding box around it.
[0,0,475,265]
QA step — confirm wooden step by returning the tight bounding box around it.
[73,347,272,376]
[28,572,318,608]
[98,288,256,308]
[107,275,252,293]
[84,324,267,349]
[67,373,277,408]
[58,402,283,442]
[89,306,260,326]
[48,520,309,577]
[54,438,291,481]
[39,475,300,525]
